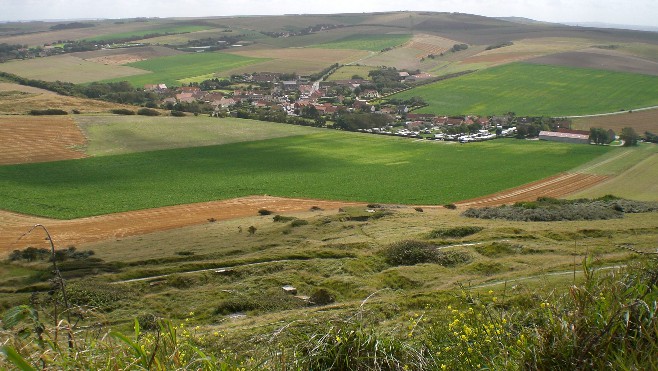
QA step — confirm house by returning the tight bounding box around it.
[359,89,380,100]
[281,81,298,91]
[539,131,589,144]
[180,86,201,94]
[446,117,464,126]
[406,113,436,122]
[175,93,196,103]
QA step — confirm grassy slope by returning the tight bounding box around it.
[101,52,267,87]
[394,63,658,116]
[0,133,608,219]
[75,115,321,156]
[569,144,658,201]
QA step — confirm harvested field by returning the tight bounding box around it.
[0,196,362,256]
[74,46,184,65]
[527,48,658,76]
[571,108,658,133]
[455,173,609,208]
[0,55,148,83]
[228,47,368,64]
[0,116,87,165]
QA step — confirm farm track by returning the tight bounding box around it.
[0,117,87,165]
[455,173,609,208]
[0,196,363,255]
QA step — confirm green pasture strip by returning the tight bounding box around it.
[0,134,609,219]
[327,65,375,81]
[310,34,412,51]
[75,115,322,156]
[84,25,213,42]
[393,63,658,116]
[101,52,267,87]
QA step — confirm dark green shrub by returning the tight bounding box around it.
[29,109,68,115]
[290,219,309,227]
[137,107,160,116]
[475,242,522,257]
[444,203,457,210]
[309,288,336,305]
[436,250,472,267]
[170,110,186,117]
[258,209,273,216]
[273,215,295,223]
[428,226,484,239]
[110,108,135,115]
[383,240,439,266]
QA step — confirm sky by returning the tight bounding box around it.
[1,0,656,28]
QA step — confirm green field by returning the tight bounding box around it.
[0,133,609,219]
[84,25,213,41]
[311,33,411,51]
[327,65,376,80]
[75,115,320,156]
[102,51,267,87]
[394,63,658,116]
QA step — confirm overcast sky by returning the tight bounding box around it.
[1,0,656,27]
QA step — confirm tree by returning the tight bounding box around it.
[620,127,639,146]
[589,127,610,145]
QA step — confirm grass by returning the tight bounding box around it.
[569,144,658,201]
[74,115,320,156]
[83,25,213,42]
[101,52,267,87]
[0,133,609,219]
[326,65,376,80]
[310,33,412,51]
[393,62,658,116]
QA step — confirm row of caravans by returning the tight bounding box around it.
[357,127,517,142]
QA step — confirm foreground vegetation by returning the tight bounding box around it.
[2,202,657,369]
[394,63,658,116]
[0,134,609,218]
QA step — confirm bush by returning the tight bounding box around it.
[110,108,135,115]
[475,242,522,257]
[436,250,472,267]
[273,215,295,223]
[428,226,484,239]
[136,107,160,116]
[29,109,68,115]
[383,240,440,266]
[170,110,186,117]
[258,209,273,216]
[290,219,309,227]
[444,203,457,210]
[309,288,336,306]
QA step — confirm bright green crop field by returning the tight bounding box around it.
[102,52,267,87]
[84,25,213,42]
[394,63,658,116]
[0,132,610,219]
[311,33,412,51]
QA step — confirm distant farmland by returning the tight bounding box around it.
[84,25,213,42]
[102,52,267,87]
[394,63,658,116]
[0,133,609,219]
[311,33,412,51]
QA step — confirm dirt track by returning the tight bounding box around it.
[0,172,611,256]
[455,172,609,208]
[0,196,363,255]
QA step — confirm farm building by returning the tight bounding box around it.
[539,131,589,144]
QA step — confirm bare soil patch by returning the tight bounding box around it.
[0,196,363,256]
[455,173,610,208]
[527,48,658,76]
[572,108,658,133]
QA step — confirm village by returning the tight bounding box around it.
[144,69,590,144]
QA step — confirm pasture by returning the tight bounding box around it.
[0,133,609,219]
[101,51,266,87]
[327,65,376,80]
[394,63,658,116]
[74,115,320,156]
